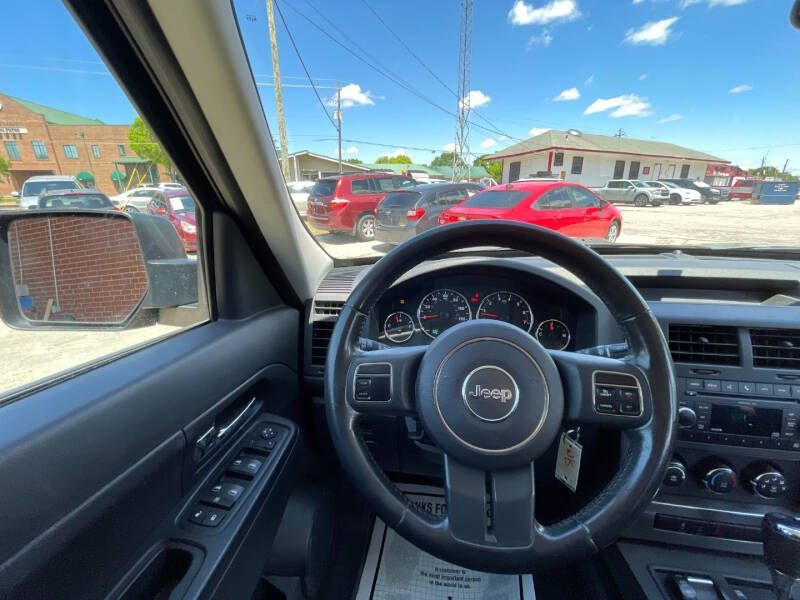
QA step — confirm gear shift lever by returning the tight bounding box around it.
[762,513,800,600]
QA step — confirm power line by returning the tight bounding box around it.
[277,0,551,158]
[272,0,338,131]
[313,136,441,154]
[359,0,456,97]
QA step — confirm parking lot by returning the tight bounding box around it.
[317,201,800,259]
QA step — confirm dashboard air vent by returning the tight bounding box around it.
[750,328,800,370]
[317,268,362,294]
[310,300,344,368]
[313,300,344,317]
[668,324,740,365]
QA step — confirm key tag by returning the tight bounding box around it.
[555,428,583,493]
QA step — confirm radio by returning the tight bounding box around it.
[677,391,799,451]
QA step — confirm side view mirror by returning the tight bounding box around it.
[11,191,19,198]
[0,211,197,329]
[155,207,166,216]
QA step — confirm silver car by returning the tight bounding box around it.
[110,186,161,213]
[597,179,668,207]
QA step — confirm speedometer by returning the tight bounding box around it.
[477,291,533,332]
[417,289,471,338]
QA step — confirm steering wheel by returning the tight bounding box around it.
[325,221,676,573]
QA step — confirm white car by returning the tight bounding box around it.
[16,175,80,209]
[287,181,315,216]
[645,181,702,205]
[110,186,161,212]
[157,182,184,190]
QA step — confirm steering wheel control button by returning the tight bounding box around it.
[593,371,642,417]
[461,366,519,422]
[352,363,392,403]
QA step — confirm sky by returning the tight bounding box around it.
[2,0,799,174]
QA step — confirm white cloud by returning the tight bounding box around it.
[554,87,581,101]
[639,73,648,80]
[584,94,652,117]
[584,74,594,86]
[508,0,581,25]
[624,17,679,45]
[327,83,375,108]
[345,146,358,154]
[459,89,491,110]
[528,127,551,137]
[442,142,459,152]
[728,83,752,94]
[681,0,746,7]
[480,138,497,149]
[526,30,553,48]
[387,148,407,158]
[632,0,644,4]
[498,135,508,141]
[658,113,682,124]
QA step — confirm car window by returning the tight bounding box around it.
[0,3,208,401]
[311,180,336,196]
[435,189,465,206]
[21,180,79,197]
[351,178,372,194]
[460,190,528,208]
[168,195,195,214]
[393,177,415,189]
[569,187,602,208]
[535,187,573,210]
[375,177,397,192]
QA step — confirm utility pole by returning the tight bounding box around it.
[782,158,789,179]
[266,0,290,179]
[615,128,626,139]
[759,154,767,178]
[79,131,95,182]
[337,82,342,174]
[453,0,473,182]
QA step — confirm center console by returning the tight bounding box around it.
[620,320,800,598]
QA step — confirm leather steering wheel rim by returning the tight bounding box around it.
[325,220,676,573]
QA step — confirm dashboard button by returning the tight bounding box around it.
[686,379,703,391]
[774,384,791,397]
[703,380,721,392]
[756,383,773,396]
[721,381,738,394]
[738,382,755,395]
[791,385,800,398]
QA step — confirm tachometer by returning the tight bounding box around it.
[417,289,471,338]
[477,291,533,332]
[535,319,570,350]
[383,311,415,343]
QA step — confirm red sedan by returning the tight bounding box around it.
[438,181,622,242]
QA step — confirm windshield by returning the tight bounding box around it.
[22,181,79,196]
[233,1,800,259]
[168,195,195,214]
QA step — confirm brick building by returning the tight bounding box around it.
[0,93,168,197]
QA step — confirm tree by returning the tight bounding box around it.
[747,166,798,182]
[0,156,10,183]
[430,151,466,168]
[474,156,502,181]
[346,158,363,165]
[128,116,175,179]
[375,154,412,164]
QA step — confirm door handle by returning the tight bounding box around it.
[216,396,257,442]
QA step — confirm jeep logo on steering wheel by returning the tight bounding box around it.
[462,366,519,422]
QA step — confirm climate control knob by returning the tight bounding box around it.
[663,459,688,487]
[677,406,697,428]
[702,464,737,494]
[748,466,788,499]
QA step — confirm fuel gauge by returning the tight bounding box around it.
[535,319,571,350]
[384,311,415,343]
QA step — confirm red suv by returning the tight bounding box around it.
[147,188,197,252]
[306,173,415,240]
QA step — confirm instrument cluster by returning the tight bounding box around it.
[373,270,591,351]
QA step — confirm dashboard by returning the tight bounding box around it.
[367,266,597,351]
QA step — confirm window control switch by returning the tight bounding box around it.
[227,455,263,477]
[200,491,235,509]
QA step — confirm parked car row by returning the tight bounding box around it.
[593,178,721,206]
